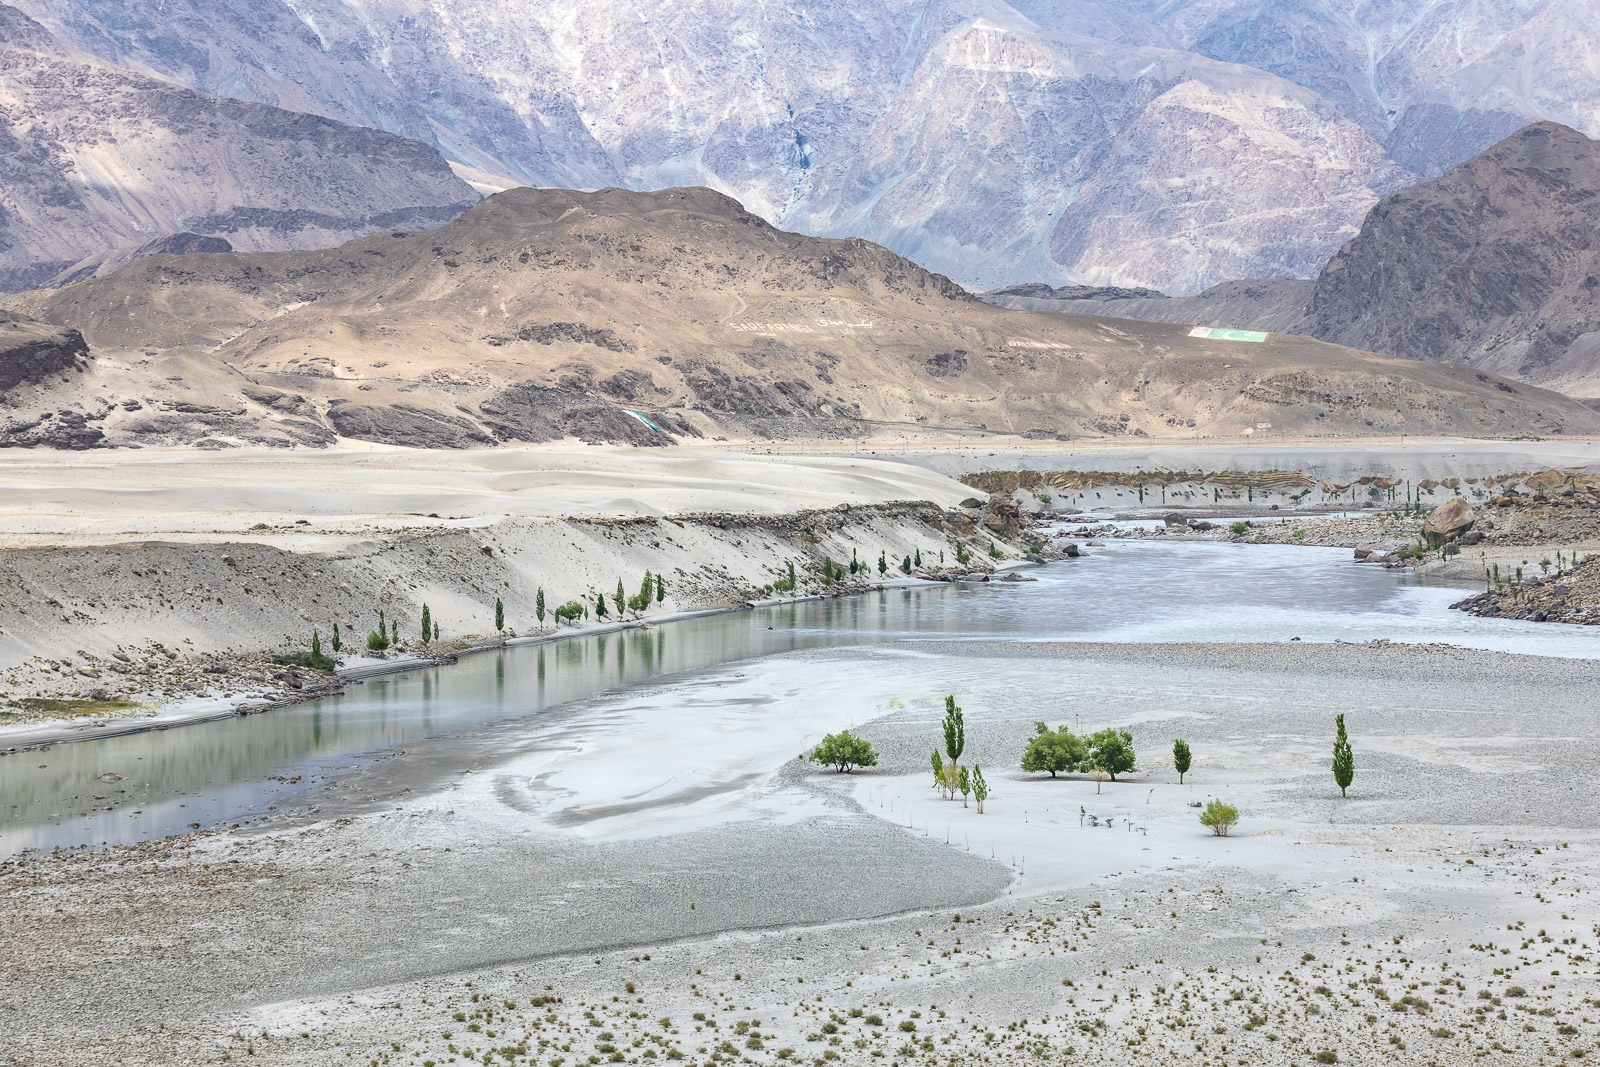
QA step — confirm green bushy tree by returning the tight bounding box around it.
[1086,728,1136,781]
[878,551,888,576]
[494,597,505,632]
[595,592,608,618]
[1173,739,1192,784]
[535,587,546,623]
[420,603,431,643]
[809,730,878,773]
[331,622,342,652]
[972,765,988,813]
[655,573,665,602]
[1021,722,1087,778]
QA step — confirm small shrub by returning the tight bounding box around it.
[1505,986,1527,998]
[1229,521,1250,535]
[1200,799,1239,836]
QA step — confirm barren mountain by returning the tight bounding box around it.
[5,186,1594,450]
[983,280,1314,335]
[15,0,1598,296]
[1306,122,1600,396]
[990,122,1600,397]
[0,3,477,295]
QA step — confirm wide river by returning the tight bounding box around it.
[2,538,1594,858]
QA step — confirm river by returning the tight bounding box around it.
[2,538,1593,858]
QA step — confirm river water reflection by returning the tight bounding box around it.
[2,539,1593,856]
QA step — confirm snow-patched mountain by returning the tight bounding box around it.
[0,3,476,294]
[10,0,1599,293]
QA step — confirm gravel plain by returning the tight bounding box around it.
[5,638,1600,1066]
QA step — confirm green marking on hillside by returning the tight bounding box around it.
[1189,326,1267,342]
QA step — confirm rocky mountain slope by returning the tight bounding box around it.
[4,185,1595,449]
[989,122,1600,397]
[1305,122,1600,395]
[17,0,1596,297]
[0,3,477,295]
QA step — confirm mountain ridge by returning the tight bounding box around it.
[5,184,1594,450]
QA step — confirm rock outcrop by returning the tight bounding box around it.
[1306,122,1600,393]
[1422,499,1475,547]
[0,309,85,391]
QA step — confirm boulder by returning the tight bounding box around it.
[1162,512,1185,526]
[1353,548,1371,560]
[982,494,1023,535]
[959,497,985,509]
[1422,498,1475,546]
[1458,530,1484,546]
[1062,542,1081,557]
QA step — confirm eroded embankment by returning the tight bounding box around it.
[0,500,1010,728]
[964,465,1600,510]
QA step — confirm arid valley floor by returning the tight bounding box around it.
[4,439,1600,1067]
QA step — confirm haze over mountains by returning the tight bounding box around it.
[0,3,476,295]
[9,0,1599,295]
[5,185,1595,450]
[988,122,1600,397]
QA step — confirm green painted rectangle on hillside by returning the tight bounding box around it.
[1189,326,1267,342]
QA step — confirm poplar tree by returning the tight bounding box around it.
[931,750,944,792]
[616,578,626,614]
[596,592,608,618]
[972,765,988,813]
[535,587,546,623]
[433,620,439,641]
[914,548,922,567]
[1332,714,1355,798]
[494,597,504,632]
[878,551,888,576]
[331,622,342,652]
[1173,739,1192,784]
[942,695,965,765]
[420,603,432,643]
[655,573,666,602]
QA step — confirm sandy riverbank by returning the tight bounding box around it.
[4,639,1599,1065]
[0,446,1019,733]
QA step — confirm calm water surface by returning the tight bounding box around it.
[2,539,1592,856]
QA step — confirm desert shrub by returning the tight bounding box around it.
[1229,521,1250,535]
[1200,799,1239,836]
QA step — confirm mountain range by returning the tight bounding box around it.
[7,0,1598,296]
[4,184,1594,450]
[987,122,1600,397]
[0,3,476,295]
